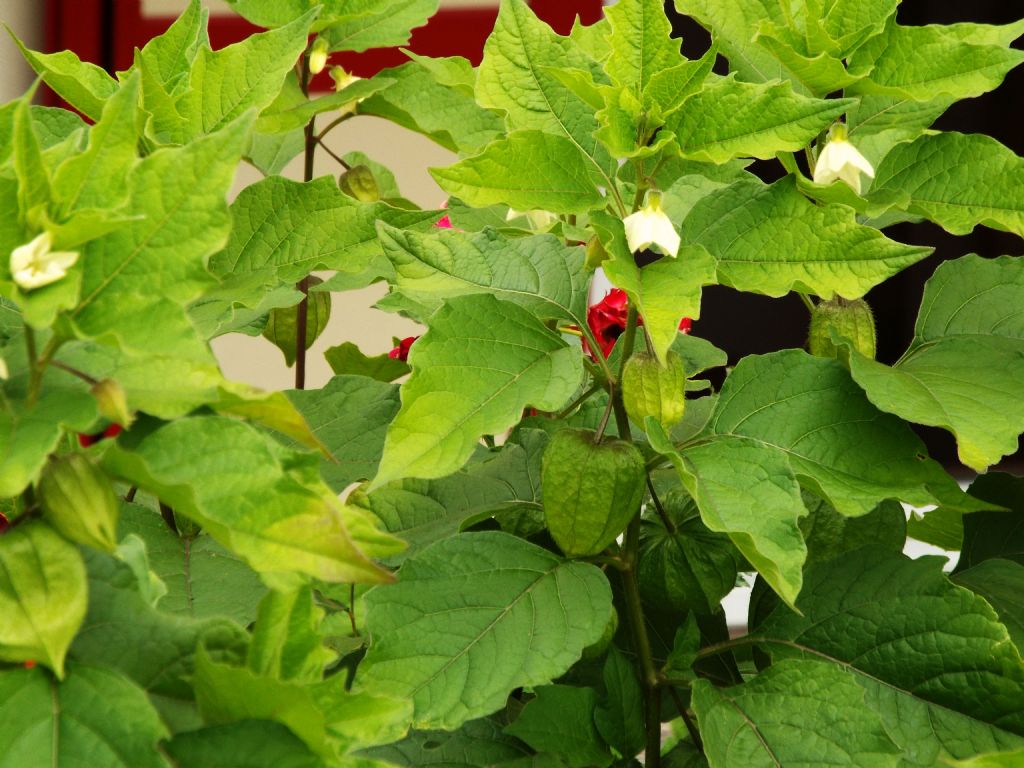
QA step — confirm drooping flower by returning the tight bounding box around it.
[330,65,361,93]
[813,124,875,194]
[10,232,79,291]
[622,192,680,258]
[389,336,418,362]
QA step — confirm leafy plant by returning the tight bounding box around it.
[2,0,1024,765]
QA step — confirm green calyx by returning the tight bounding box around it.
[262,276,332,367]
[622,350,687,429]
[541,428,646,557]
[37,453,120,552]
[808,297,876,360]
[338,164,381,202]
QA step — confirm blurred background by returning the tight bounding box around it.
[1,0,1021,472]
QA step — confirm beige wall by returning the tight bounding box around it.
[0,2,454,392]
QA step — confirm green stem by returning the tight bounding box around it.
[617,307,640,385]
[667,685,704,753]
[798,292,816,313]
[555,383,602,420]
[49,360,99,386]
[579,323,615,386]
[316,137,351,170]
[315,112,354,143]
[646,475,675,534]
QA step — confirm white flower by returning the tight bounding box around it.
[331,65,361,93]
[309,38,329,75]
[9,232,79,291]
[813,127,874,194]
[622,194,680,257]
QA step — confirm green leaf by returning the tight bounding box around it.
[594,647,646,760]
[6,30,118,120]
[869,133,1024,237]
[208,175,440,306]
[957,474,1024,572]
[361,717,532,767]
[946,748,1024,768]
[846,94,954,169]
[224,0,311,27]
[505,686,612,768]
[70,547,249,702]
[591,210,717,364]
[848,22,1024,102]
[0,521,86,677]
[358,63,504,153]
[165,720,326,768]
[478,0,614,182]
[672,0,792,88]
[372,294,584,488]
[605,0,680,101]
[66,116,251,417]
[431,131,607,214]
[173,10,315,141]
[648,425,807,608]
[286,375,401,492]
[0,367,96,498]
[692,659,901,767]
[666,76,853,163]
[118,501,266,624]
[136,0,207,92]
[355,431,546,563]
[102,414,400,585]
[378,224,589,325]
[845,255,1024,471]
[681,176,932,298]
[195,647,412,760]
[707,350,975,516]
[248,586,335,683]
[953,559,1024,651]
[358,531,613,729]
[638,487,743,615]
[255,77,393,134]
[325,342,409,382]
[50,72,139,216]
[0,665,171,768]
[757,548,1024,765]
[319,0,439,53]
[800,495,906,567]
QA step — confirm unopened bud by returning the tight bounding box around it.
[808,297,876,360]
[38,453,120,552]
[308,38,329,75]
[91,379,132,427]
[339,165,380,202]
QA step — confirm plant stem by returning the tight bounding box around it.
[348,583,358,636]
[50,360,99,385]
[667,685,704,753]
[555,383,602,419]
[315,112,353,143]
[798,292,816,313]
[316,137,351,170]
[646,475,675,533]
[609,307,662,766]
[295,48,316,390]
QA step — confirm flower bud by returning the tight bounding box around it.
[808,297,876,360]
[38,453,120,552]
[308,38,329,75]
[339,164,380,202]
[622,351,688,429]
[91,379,132,428]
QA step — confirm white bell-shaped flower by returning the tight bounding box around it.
[813,125,875,194]
[622,192,680,258]
[10,232,79,291]
[309,38,329,75]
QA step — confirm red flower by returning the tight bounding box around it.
[23,660,35,669]
[434,214,453,229]
[77,423,123,448]
[0,511,8,534]
[583,289,692,359]
[389,336,418,362]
